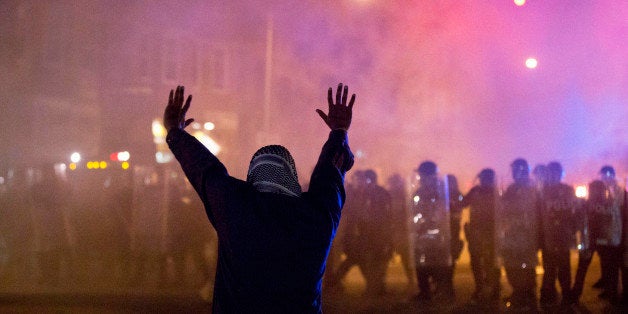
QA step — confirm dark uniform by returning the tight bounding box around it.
[539,162,576,306]
[499,158,540,310]
[327,171,367,288]
[462,169,500,301]
[571,180,608,303]
[358,170,393,295]
[411,161,453,300]
[595,166,624,300]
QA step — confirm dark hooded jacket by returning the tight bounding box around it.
[167,129,353,313]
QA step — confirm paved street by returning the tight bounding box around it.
[0,251,625,313]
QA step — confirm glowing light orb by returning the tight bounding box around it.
[204,122,215,131]
[514,0,526,6]
[70,152,81,163]
[117,151,130,162]
[152,120,166,137]
[69,163,77,170]
[525,57,538,69]
[100,161,107,169]
[575,185,588,198]
[192,131,221,155]
[121,161,130,170]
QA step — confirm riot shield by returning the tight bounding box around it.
[410,175,451,268]
[589,182,624,248]
[496,183,539,270]
[539,183,578,252]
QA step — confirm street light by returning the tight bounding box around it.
[525,57,538,69]
[70,152,81,163]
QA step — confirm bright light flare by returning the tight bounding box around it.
[70,152,81,163]
[121,161,130,170]
[525,57,538,69]
[117,151,130,162]
[575,185,588,198]
[155,152,173,164]
[514,0,526,6]
[204,122,215,131]
[192,131,221,155]
[413,195,420,204]
[152,120,167,143]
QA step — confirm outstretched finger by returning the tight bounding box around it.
[168,89,174,107]
[348,94,356,109]
[184,118,194,128]
[174,86,181,107]
[336,83,343,105]
[316,109,329,124]
[327,87,333,109]
[179,86,185,106]
[182,95,192,115]
[342,85,348,106]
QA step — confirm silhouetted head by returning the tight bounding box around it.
[364,169,378,185]
[478,168,495,187]
[417,161,438,186]
[247,145,301,197]
[546,161,563,185]
[510,158,529,184]
[417,161,437,176]
[599,165,616,186]
[351,170,366,187]
[588,180,607,202]
[532,164,548,185]
[387,173,405,190]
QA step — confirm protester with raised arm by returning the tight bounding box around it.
[164,83,355,313]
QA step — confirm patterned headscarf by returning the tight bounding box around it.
[247,145,302,197]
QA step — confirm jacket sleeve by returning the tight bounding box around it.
[166,128,230,225]
[307,129,354,228]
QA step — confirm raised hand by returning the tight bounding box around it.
[316,83,355,131]
[164,85,194,132]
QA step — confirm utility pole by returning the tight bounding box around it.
[262,13,274,143]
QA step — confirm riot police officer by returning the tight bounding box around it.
[571,180,607,304]
[359,169,394,295]
[595,165,624,300]
[462,168,500,302]
[539,161,577,307]
[499,158,541,310]
[411,161,453,301]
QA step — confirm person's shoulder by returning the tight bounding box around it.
[468,186,481,195]
[560,183,574,193]
[375,185,390,194]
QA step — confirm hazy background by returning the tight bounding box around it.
[1,0,626,190]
